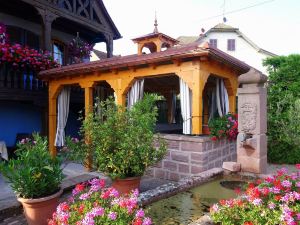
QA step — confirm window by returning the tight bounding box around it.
[227,39,236,51]
[52,41,65,65]
[209,39,217,48]
[6,26,39,49]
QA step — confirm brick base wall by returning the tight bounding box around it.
[147,134,236,181]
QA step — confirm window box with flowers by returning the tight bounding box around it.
[0,23,59,72]
[208,113,238,141]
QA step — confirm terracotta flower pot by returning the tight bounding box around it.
[17,189,63,225]
[112,177,141,195]
[202,125,210,135]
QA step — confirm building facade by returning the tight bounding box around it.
[178,23,277,75]
[0,0,120,152]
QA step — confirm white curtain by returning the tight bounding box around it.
[216,78,229,117]
[180,79,192,134]
[170,92,177,123]
[95,86,105,116]
[55,86,71,147]
[127,79,144,109]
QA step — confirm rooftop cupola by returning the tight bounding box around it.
[132,14,179,55]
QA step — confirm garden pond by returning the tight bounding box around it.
[145,175,251,225]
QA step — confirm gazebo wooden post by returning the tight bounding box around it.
[48,84,61,157]
[80,82,94,171]
[191,69,204,135]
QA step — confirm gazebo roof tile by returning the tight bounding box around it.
[39,42,250,79]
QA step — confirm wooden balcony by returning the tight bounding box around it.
[0,65,47,105]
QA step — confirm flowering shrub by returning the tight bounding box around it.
[210,165,300,225]
[0,133,63,199]
[208,113,238,141]
[49,179,152,225]
[0,23,7,44]
[0,23,59,72]
[68,34,94,59]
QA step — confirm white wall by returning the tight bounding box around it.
[201,32,270,75]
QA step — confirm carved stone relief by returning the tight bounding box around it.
[240,103,257,132]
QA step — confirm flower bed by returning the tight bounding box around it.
[208,113,238,141]
[49,179,152,225]
[210,165,300,225]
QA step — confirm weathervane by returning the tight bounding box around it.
[153,11,158,33]
[222,0,227,23]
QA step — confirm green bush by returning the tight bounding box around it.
[264,54,300,163]
[66,94,167,179]
[0,134,63,198]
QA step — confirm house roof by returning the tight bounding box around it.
[97,0,122,40]
[39,42,251,79]
[177,36,199,45]
[177,23,277,57]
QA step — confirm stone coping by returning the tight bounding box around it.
[138,167,223,206]
[158,133,213,143]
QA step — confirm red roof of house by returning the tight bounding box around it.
[39,42,251,80]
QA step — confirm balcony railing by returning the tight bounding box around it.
[0,65,47,91]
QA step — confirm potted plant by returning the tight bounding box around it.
[208,113,238,141]
[0,134,63,225]
[66,94,167,194]
[68,32,94,64]
[48,178,153,224]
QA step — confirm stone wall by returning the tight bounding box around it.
[147,134,236,181]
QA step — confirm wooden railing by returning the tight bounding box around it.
[0,65,47,91]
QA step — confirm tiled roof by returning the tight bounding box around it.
[39,42,250,79]
[132,32,179,44]
[177,36,199,45]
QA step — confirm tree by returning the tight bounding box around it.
[264,54,300,163]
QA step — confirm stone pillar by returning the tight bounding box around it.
[237,68,268,174]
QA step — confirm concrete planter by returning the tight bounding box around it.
[17,188,63,225]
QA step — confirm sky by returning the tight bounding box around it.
[96,0,300,57]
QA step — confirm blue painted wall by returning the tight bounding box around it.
[0,101,42,146]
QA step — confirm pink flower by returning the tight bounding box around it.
[252,198,262,206]
[142,217,152,225]
[296,164,300,170]
[281,180,292,188]
[268,202,276,209]
[136,209,145,218]
[108,212,117,220]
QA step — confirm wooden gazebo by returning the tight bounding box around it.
[39,29,250,156]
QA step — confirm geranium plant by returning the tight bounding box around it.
[48,178,152,225]
[0,23,59,71]
[68,33,94,59]
[208,113,238,141]
[210,165,300,225]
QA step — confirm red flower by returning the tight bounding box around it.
[211,136,218,141]
[75,183,85,192]
[244,222,254,225]
[274,195,281,201]
[133,218,143,225]
[296,164,300,170]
